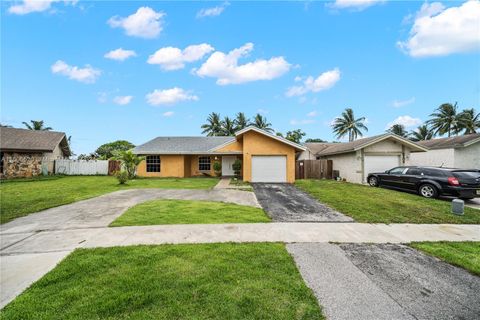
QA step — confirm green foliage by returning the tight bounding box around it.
[115,170,129,185]
[409,125,434,141]
[95,140,135,160]
[110,199,270,226]
[22,120,52,131]
[387,124,408,137]
[285,129,306,143]
[201,112,223,136]
[252,113,274,132]
[113,150,144,179]
[221,116,236,136]
[235,112,249,130]
[232,159,242,178]
[213,161,222,176]
[457,108,480,134]
[332,108,368,142]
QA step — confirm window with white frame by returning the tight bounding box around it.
[198,156,211,171]
[146,155,161,172]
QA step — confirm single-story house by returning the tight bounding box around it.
[132,126,306,183]
[0,127,71,178]
[409,133,480,169]
[298,133,428,184]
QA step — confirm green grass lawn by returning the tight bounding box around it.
[0,244,324,320]
[0,176,219,224]
[410,241,480,276]
[296,179,480,224]
[110,199,270,226]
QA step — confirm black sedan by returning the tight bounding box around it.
[367,166,480,199]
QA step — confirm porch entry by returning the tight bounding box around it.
[222,156,237,176]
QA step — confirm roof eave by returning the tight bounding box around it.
[235,126,307,151]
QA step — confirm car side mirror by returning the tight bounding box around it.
[385,170,390,174]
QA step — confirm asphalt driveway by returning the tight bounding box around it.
[288,243,480,320]
[253,183,353,222]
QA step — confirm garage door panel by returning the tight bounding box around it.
[364,155,400,177]
[252,156,287,183]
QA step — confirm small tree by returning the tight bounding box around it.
[232,159,242,179]
[95,140,135,160]
[213,161,222,176]
[115,170,129,184]
[114,150,144,179]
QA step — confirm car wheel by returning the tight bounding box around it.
[419,184,438,198]
[368,176,379,187]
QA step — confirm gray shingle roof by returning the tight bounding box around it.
[307,133,427,156]
[132,136,236,154]
[416,133,480,149]
[0,127,71,156]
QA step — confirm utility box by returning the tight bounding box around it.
[452,199,464,215]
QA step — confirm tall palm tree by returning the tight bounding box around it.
[387,124,408,137]
[427,103,461,137]
[332,108,368,142]
[201,112,223,136]
[409,125,434,141]
[458,108,480,134]
[221,116,236,136]
[22,120,52,131]
[252,114,274,133]
[234,112,249,131]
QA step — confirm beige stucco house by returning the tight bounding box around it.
[409,134,480,169]
[0,127,71,178]
[299,133,428,184]
[133,126,306,183]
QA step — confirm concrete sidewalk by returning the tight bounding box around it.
[1,222,479,308]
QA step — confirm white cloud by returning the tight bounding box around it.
[163,111,174,117]
[386,115,422,129]
[51,60,101,83]
[147,43,214,70]
[196,2,229,18]
[257,108,269,114]
[330,0,384,10]
[146,87,199,106]
[398,1,480,57]
[104,48,137,61]
[290,119,316,125]
[8,0,76,15]
[195,43,291,85]
[286,68,341,97]
[113,95,133,105]
[392,97,415,108]
[108,7,165,39]
[307,110,318,117]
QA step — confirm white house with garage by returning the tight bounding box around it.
[409,133,480,169]
[299,133,428,184]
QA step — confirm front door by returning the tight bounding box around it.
[222,156,236,176]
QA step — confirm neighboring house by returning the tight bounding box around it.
[409,133,480,169]
[0,127,71,178]
[299,133,428,184]
[132,126,306,183]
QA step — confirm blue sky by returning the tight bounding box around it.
[2,0,479,155]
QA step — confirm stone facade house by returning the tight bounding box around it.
[0,127,71,178]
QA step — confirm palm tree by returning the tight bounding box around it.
[201,112,223,136]
[221,116,236,136]
[234,112,249,131]
[22,120,52,131]
[387,124,408,137]
[427,103,461,137]
[410,125,434,141]
[457,108,480,134]
[252,114,274,133]
[332,108,368,142]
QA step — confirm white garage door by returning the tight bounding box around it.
[251,156,287,183]
[364,155,400,177]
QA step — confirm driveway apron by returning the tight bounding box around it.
[253,183,353,222]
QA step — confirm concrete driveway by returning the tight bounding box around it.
[252,183,353,222]
[288,243,480,320]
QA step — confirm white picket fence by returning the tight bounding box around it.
[54,159,109,175]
